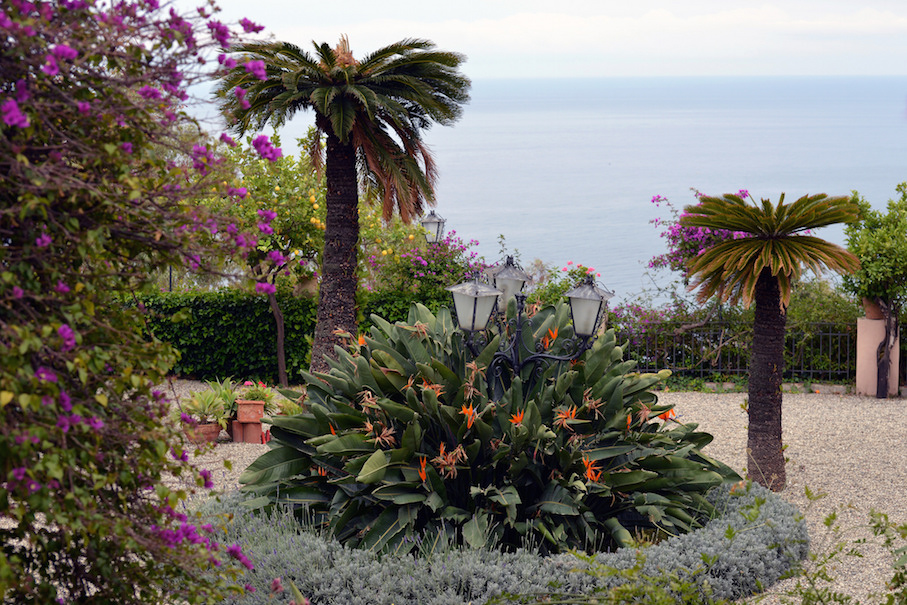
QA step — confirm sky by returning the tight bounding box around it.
[199,0,907,79]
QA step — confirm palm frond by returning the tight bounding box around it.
[681,193,860,306]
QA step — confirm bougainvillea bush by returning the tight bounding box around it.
[0,1,275,601]
[240,303,740,555]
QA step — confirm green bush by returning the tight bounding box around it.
[135,289,317,382]
[239,302,740,555]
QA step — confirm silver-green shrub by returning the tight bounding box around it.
[198,480,806,604]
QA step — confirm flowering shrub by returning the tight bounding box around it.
[361,230,486,323]
[525,260,602,308]
[0,0,269,601]
[649,192,748,276]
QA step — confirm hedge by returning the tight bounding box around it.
[133,289,317,383]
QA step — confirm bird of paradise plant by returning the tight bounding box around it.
[239,302,739,554]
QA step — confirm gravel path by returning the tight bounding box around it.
[163,378,907,604]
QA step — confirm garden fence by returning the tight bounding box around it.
[613,321,855,381]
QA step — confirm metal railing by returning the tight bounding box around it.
[612,322,855,381]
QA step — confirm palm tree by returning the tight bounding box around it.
[681,193,859,490]
[215,37,470,373]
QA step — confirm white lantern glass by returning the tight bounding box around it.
[420,210,446,244]
[447,280,502,331]
[565,279,614,337]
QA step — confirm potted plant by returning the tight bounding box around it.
[205,377,239,437]
[842,187,907,397]
[180,390,226,444]
[236,381,276,421]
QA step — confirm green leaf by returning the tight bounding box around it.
[238,446,310,486]
[357,449,390,484]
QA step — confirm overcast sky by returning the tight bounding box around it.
[198,0,907,79]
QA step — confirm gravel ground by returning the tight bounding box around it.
[163,378,907,604]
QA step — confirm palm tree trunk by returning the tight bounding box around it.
[309,131,359,374]
[747,268,787,491]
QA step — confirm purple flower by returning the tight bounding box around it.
[228,187,247,198]
[251,135,282,162]
[255,282,276,295]
[138,85,162,100]
[267,250,286,265]
[58,324,76,351]
[12,286,23,298]
[235,233,257,249]
[199,469,213,489]
[55,280,70,294]
[171,448,188,462]
[76,100,90,114]
[257,222,273,235]
[56,415,72,433]
[35,367,57,383]
[217,54,237,69]
[191,144,215,175]
[244,584,256,593]
[233,86,250,109]
[86,416,104,430]
[51,44,78,61]
[121,142,133,154]
[206,19,231,48]
[257,209,277,222]
[35,233,51,247]
[244,60,267,81]
[240,18,264,33]
[26,480,42,493]
[219,132,237,147]
[1,99,29,128]
[14,80,29,103]
[12,467,26,482]
[41,55,59,76]
[59,391,72,411]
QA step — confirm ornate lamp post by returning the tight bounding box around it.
[447,257,613,397]
[419,210,446,244]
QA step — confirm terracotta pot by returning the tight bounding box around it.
[236,399,265,423]
[185,422,221,444]
[863,297,884,320]
[231,420,243,443]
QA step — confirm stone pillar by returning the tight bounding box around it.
[856,317,900,397]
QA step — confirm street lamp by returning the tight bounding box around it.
[420,210,446,244]
[446,265,614,397]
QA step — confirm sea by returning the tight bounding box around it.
[421,76,907,303]
[243,76,907,305]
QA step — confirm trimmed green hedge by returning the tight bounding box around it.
[134,289,317,382]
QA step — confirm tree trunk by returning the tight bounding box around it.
[876,298,896,399]
[747,268,787,491]
[265,287,288,387]
[309,132,359,374]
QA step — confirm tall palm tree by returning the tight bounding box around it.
[681,193,859,490]
[215,37,470,372]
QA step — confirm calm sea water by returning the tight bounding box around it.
[424,76,907,303]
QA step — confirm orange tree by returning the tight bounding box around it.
[215,36,470,373]
[205,133,326,385]
[681,192,859,490]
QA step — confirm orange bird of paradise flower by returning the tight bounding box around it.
[658,408,676,421]
[509,409,525,426]
[553,405,577,431]
[541,326,558,350]
[582,455,602,482]
[460,402,477,428]
[418,456,427,482]
[626,414,632,431]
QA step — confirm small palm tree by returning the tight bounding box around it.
[216,37,470,372]
[681,192,859,490]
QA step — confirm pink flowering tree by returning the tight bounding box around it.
[0,1,273,601]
